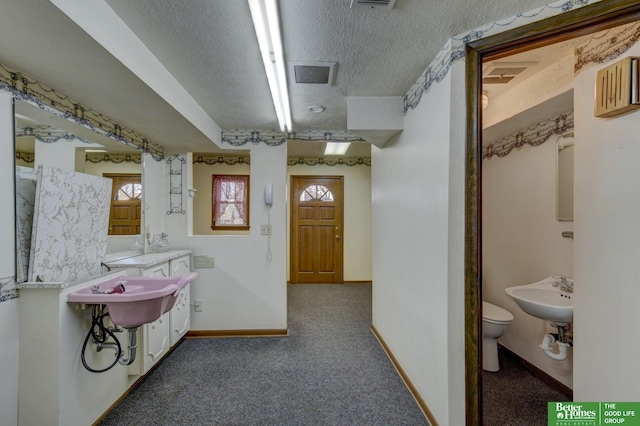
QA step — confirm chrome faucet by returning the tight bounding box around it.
[552,276,573,293]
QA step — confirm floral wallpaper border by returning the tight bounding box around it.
[575,20,640,73]
[85,152,141,164]
[16,124,94,145]
[403,0,598,113]
[16,150,141,165]
[193,152,371,167]
[16,151,34,164]
[193,153,251,165]
[0,62,164,160]
[483,110,574,160]
[220,129,365,147]
[287,156,371,167]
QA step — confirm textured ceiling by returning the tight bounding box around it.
[0,0,555,153]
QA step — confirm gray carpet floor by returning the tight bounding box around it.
[99,284,428,425]
[482,349,571,426]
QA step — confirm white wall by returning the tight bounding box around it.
[372,57,465,424]
[165,143,288,331]
[34,138,86,171]
[286,163,372,282]
[446,61,467,424]
[0,94,15,279]
[191,160,372,282]
[573,43,640,400]
[0,92,18,426]
[142,153,167,251]
[483,137,574,387]
[192,161,251,235]
[19,272,139,426]
[0,298,18,424]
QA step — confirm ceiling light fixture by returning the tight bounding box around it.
[482,90,489,109]
[324,142,351,156]
[248,0,292,132]
[307,105,324,113]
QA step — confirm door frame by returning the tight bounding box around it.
[289,175,344,284]
[464,2,640,423]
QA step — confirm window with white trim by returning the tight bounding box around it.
[211,174,250,230]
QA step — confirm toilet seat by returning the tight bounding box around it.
[483,301,514,325]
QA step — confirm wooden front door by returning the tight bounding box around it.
[290,176,343,283]
[104,174,142,235]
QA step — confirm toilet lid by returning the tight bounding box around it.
[483,301,514,323]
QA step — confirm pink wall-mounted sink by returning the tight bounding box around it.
[68,272,198,328]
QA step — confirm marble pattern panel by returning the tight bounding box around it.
[28,165,112,282]
[15,166,37,282]
[0,275,17,302]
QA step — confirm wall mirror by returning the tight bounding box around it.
[14,100,144,281]
[556,133,574,221]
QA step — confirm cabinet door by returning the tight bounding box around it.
[169,255,192,346]
[143,311,170,373]
[170,255,191,276]
[126,262,171,375]
[144,263,170,278]
[170,283,190,346]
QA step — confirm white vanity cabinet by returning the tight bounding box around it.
[104,250,192,375]
[138,262,171,375]
[17,250,195,425]
[169,254,191,347]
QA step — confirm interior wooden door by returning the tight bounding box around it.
[104,174,142,235]
[291,176,343,283]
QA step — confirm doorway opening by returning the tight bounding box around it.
[104,173,142,235]
[290,175,344,283]
[464,1,640,424]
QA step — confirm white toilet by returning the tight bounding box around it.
[482,301,514,372]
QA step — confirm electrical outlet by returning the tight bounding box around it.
[194,299,203,312]
[261,224,272,235]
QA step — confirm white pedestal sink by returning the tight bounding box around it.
[505,276,573,325]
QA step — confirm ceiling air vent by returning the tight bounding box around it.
[290,61,337,85]
[350,0,396,9]
[482,61,537,85]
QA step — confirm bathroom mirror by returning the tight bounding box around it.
[556,133,574,221]
[14,100,145,277]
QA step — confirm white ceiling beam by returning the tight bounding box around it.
[48,0,222,147]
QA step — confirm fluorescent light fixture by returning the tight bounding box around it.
[84,149,107,153]
[324,142,351,156]
[248,0,292,132]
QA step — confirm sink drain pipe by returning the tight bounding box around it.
[81,304,138,373]
[539,334,570,360]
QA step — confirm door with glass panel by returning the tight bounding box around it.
[104,174,142,235]
[290,176,343,283]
